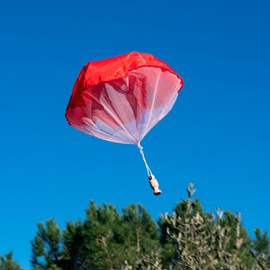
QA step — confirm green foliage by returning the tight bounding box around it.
[30,201,160,270]
[81,201,121,269]
[253,228,270,256]
[31,219,63,269]
[1,183,270,269]
[161,204,248,268]
[61,221,85,269]
[120,204,160,262]
[251,228,270,269]
[0,252,22,270]
[158,184,270,270]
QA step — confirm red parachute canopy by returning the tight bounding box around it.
[66,52,183,195]
[65,52,183,145]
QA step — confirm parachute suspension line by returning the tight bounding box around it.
[137,143,152,177]
[137,143,162,196]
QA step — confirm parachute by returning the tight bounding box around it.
[65,52,183,195]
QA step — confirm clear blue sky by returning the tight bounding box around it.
[1,0,269,268]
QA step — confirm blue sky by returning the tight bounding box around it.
[0,0,270,268]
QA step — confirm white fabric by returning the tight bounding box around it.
[74,67,181,144]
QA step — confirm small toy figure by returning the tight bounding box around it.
[149,174,162,196]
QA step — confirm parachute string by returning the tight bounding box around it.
[86,89,137,143]
[137,143,152,176]
[143,69,161,136]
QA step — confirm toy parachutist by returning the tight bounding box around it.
[149,174,162,196]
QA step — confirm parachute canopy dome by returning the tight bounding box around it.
[65,52,183,144]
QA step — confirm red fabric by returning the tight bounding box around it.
[65,52,183,144]
[67,52,182,108]
[79,51,181,86]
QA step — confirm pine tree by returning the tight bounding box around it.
[119,204,160,267]
[31,219,63,270]
[27,184,270,270]
[158,183,265,269]
[0,252,22,270]
[253,228,270,257]
[252,228,270,268]
[62,220,86,270]
[80,201,122,269]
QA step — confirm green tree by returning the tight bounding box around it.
[28,184,270,270]
[253,228,270,257]
[251,228,270,268]
[0,252,22,270]
[80,201,122,269]
[119,204,161,267]
[78,202,161,269]
[31,219,63,270]
[158,183,264,269]
[61,220,86,270]
[159,183,212,267]
[30,201,161,270]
